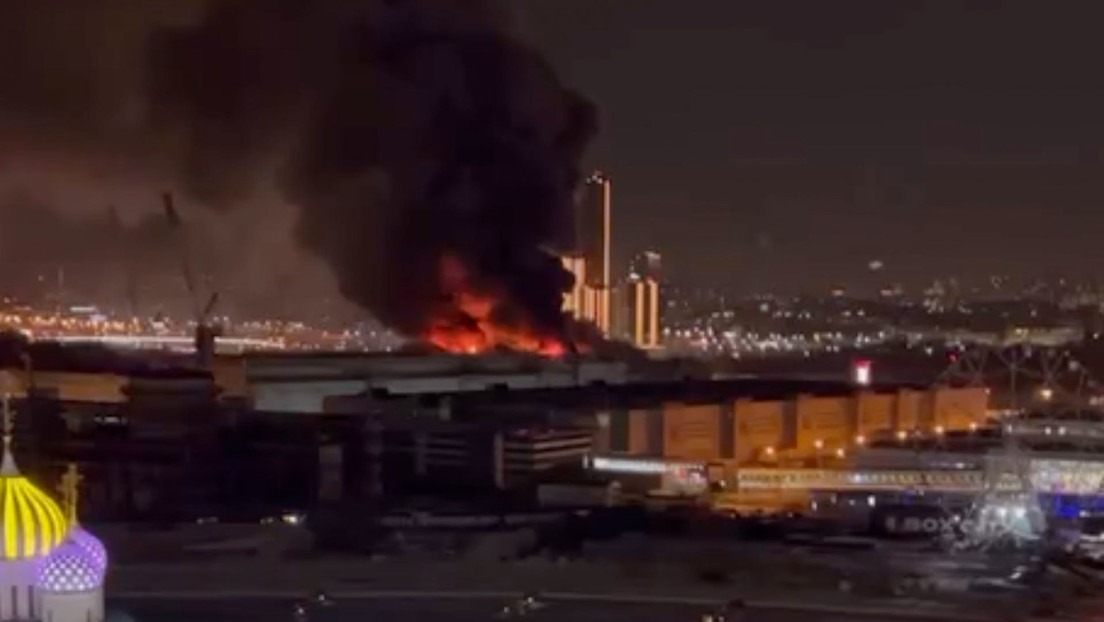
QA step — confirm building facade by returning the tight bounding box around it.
[629,250,662,281]
[560,253,587,320]
[572,171,613,333]
[596,385,989,466]
[619,276,660,349]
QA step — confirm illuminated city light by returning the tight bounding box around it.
[50,334,283,350]
[852,359,872,386]
[68,528,107,572]
[590,456,702,475]
[0,475,68,560]
[37,542,103,593]
[0,306,393,353]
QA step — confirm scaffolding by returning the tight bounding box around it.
[935,342,1104,550]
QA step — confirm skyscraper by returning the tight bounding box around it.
[629,250,662,282]
[578,171,612,286]
[558,171,611,333]
[611,249,663,350]
[575,171,612,333]
[621,273,661,349]
[560,253,587,318]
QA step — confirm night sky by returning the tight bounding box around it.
[517,1,1104,294]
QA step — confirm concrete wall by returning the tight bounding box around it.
[16,371,126,404]
[933,386,989,429]
[795,395,851,454]
[733,399,785,463]
[626,409,653,454]
[896,389,924,430]
[655,386,988,466]
[856,391,894,434]
[662,403,721,461]
[211,356,250,398]
[40,589,103,622]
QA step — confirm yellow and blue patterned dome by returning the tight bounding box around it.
[0,449,68,560]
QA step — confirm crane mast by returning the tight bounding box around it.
[161,192,220,368]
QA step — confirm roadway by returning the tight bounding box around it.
[109,594,993,622]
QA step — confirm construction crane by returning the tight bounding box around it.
[161,192,221,368]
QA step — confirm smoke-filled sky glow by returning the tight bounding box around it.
[0,0,596,350]
[5,0,1104,315]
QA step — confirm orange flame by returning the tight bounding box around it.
[424,255,570,357]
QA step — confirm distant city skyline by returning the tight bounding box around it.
[519,1,1104,293]
[3,2,1104,322]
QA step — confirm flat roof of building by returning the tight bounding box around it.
[358,375,932,408]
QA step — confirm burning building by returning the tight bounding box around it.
[0,0,603,358]
[426,255,572,357]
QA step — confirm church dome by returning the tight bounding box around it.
[36,539,104,593]
[0,451,68,560]
[68,526,107,571]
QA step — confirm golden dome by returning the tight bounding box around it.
[0,448,68,560]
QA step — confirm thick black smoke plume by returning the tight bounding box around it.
[155,0,597,342]
[0,0,597,346]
